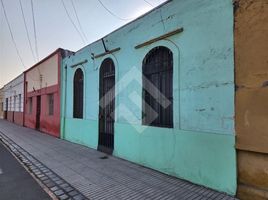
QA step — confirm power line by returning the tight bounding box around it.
[19,0,36,62]
[143,0,154,7]
[31,0,39,61]
[1,0,41,83]
[0,0,25,68]
[30,0,42,81]
[70,0,88,42]
[97,0,133,21]
[60,0,85,44]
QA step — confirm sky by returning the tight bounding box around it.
[0,0,166,88]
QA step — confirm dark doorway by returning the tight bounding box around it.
[36,96,41,130]
[73,68,84,119]
[98,58,115,154]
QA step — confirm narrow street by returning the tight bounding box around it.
[0,142,51,200]
[0,120,236,200]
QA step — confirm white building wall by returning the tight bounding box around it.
[3,73,24,112]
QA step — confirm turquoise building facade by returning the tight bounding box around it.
[61,0,236,195]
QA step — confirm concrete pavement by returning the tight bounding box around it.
[0,119,237,200]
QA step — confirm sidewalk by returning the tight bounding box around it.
[0,120,236,200]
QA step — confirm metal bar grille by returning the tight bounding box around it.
[142,46,173,128]
[98,58,115,153]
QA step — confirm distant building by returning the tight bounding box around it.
[24,48,72,137]
[2,74,24,126]
[0,88,4,119]
[61,0,236,195]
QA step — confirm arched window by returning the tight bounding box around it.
[73,68,84,118]
[142,46,173,128]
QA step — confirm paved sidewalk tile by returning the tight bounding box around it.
[0,120,238,200]
[0,131,88,200]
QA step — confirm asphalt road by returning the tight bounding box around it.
[0,142,51,200]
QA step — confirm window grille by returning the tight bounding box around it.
[142,46,173,128]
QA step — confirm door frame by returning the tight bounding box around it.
[98,58,115,154]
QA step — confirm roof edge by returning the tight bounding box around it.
[76,0,172,53]
[24,48,73,73]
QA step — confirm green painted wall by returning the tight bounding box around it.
[63,118,98,149]
[114,123,236,194]
[61,0,236,195]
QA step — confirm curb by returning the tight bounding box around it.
[0,131,89,200]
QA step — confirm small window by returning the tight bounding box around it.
[18,94,22,112]
[48,94,54,116]
[9,97,12,111]
[14,96,16,111]
[73,68,84,118]
[5,98,8,111]
[29,97,33,114]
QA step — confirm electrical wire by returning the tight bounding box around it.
[97,0,133,21]
[0,0,25,68]
[60,0,86,44]
[19,0,36,62]
[31,0,39,61]
[70,0,88,42]
[1,0,38,83]
[143,0,154,7]
[1,1,43,84]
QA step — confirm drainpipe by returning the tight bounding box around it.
[23,73,26,127]
[62,65,67,139]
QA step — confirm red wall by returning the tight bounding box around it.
[7,111,14,122]
[24,85,60,137]
[23,50,62,138]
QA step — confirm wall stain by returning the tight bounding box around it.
[196,108,206,112]
[262,81,268,88]
[233,0,240,13]
[183,81,233,91]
